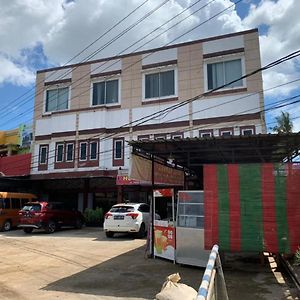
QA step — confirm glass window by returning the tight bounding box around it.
[207,59,243,90]
[200,131,213,138]
[0,199,3,209]
[80,143,87,160]
[114,140,123,159]
[145,70,175,99]
[22,204,41,212]
[21,199,28,207]
[92,79,118,105]
[242,129,254,136]
[90,142,98,160]
[221,131,232,136]
[45,87,69,112]
[11,198,21,209]
[66,143,74,161]
[110,206,134,213]
[3,198,11,209]
[56,144,64,162]
[39,146,47,164]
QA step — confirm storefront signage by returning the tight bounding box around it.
[154,220,176,261]
[130,155,184,186]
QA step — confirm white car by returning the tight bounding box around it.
[104,203,155,238]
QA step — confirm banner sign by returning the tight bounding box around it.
[154,221,176,261]
[129,155,184,186]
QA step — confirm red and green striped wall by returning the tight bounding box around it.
[204,163,300,254]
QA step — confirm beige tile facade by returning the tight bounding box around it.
[71,64,91,110]
[34,29,265,140]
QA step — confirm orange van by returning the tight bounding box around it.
[0,192,37,231]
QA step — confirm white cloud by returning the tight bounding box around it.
[242,0,300,96]
[0,0,299,104]
[0,55,35,86]
[0,0,66,86]
[42,0,244,64]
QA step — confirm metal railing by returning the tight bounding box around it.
[197,245,229,300]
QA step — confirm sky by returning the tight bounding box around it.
[0,0,299,132]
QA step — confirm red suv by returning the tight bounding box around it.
[18,202,84,234]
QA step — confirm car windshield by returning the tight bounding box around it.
[110,206,134,213]
[22,204,41,212]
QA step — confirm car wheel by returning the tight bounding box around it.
[45,221,56,234]
[2,220,12,232]
[136,222,146,238]
[105,231,114,238]
[75,218,83,229]
[23,228,33,234]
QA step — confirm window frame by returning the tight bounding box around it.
[44,86,71,114]
[199,129,214,138]
[204,55,246,92]
[39,145,48,165]
[113,139,124,160]
[79,142,88,161]
[55,143,64,162]
[89,141,98,161]
[66,143,74,162]
[240,125,256,136]
[91,77,121,107]
[142,66,177,101]
[219,127,234,136]
[171,132,184,140]
[137,135,150,141]
[154,133,167,141]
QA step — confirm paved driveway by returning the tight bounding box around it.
[0,228,298,300]
[0,228,203,300]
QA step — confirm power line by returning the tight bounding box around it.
[7,74,300,173]
[0,0,171,124]
[10,51,300,170]
[0,0,210,126]
[0,0,150,115]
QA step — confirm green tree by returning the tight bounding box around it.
[272,111,293,134]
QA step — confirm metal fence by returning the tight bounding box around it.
[197,245,228,300]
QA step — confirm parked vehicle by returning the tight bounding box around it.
[18,202,84,234]
[103,203,159,238]
[0,192,37,231]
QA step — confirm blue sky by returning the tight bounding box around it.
[0,0,299,132]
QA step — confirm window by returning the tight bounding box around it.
[39,146,48,164]
[138,135,150,141]
[92,79,119,105]
[114,140,123,160]
[154,134,166,141]
[242,129,253,136]
[79,142,88,161]
[219,128,234,136]
[171,133,183,140]
[144,69,175,99]
[207,59,243,90]
[138,204,150,213]
[56,144,64,162]
[199,130,213,138]
[3,198,11,209]
[240,126,255,136]
[45,87,69,112]
[11,198,20,209]
[66,143,74,161]
[90,141,98,160]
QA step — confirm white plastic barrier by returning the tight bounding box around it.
[197,245,228,300]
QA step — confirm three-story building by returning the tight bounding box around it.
[31,28,266,212]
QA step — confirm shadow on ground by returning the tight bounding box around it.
[42,246,203,299]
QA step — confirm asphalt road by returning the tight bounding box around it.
[0,228,299,299]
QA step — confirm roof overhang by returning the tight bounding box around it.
[129,133,300,173]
